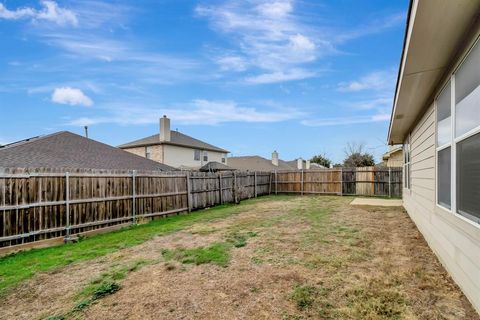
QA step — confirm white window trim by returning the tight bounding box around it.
[435,79,453,212]
[433,38,480,225]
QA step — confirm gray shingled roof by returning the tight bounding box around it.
[118,131,229,153]
[199,161,235,172]
[0,131,173,171]
[227,156,295,171]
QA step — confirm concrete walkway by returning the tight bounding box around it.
[350,198,403,207]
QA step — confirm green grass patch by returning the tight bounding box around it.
[345,284,408,319]
[0,198,277,295]
[289,283,331,311]
[161,242,231,267]
[226,231,257,248]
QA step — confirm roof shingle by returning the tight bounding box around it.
[118,131,229,153]
[0,131,173,171]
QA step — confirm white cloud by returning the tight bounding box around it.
[0,1,78,26]
[216,55,248,72]
[52,87,93,106]
[301,113,390,127]
[67,99,305,126]
[338,70,396,92]
[256,1,293,18]
[245,69,315,84]
[196,0,323,83]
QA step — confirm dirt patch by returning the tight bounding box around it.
[0,196,478,320]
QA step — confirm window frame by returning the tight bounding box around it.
[203,150,208,162]
[194,149,201,161]
[435,80,453,211]
[433,35,480,225]
[145,146,151,159]
[403,134,411,190]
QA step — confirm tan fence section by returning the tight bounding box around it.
[274,167,402,197]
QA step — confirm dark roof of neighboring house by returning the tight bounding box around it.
[285,159,326,170]
[199,161,235,172]
[118,131,229,153]
[227,156,294,171]
[0,131,173,171]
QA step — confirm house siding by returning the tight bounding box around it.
[163,144,226,169]
[123,145,163,163]
[403,104,480,313]
[386,151,403,167]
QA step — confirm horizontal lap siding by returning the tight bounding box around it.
[404,103,480,313]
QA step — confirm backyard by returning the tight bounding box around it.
[0,195,478,320]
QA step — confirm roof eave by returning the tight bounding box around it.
[388,0,480,145]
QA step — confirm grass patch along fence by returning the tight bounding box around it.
[0,167,401,250]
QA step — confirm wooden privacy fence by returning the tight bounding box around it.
[0,167,401,249]
[0,168,272,248]
[274,167,402,197]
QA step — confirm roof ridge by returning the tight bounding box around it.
[0,131,68,151]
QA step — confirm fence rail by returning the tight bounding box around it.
[0,167,401,249]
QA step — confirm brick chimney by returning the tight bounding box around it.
[160,115,171,142]
[272,150,279,166]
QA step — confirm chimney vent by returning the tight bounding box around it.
[272,150,279,166]
[160,115,171,142]
[297,158,303,170]
[84,126,89,139]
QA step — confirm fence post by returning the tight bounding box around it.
[268,172,272,195]
[254,172,257,198]
[218,173,222,204]
[340,167,343,196]
[186,171,192,212]
[301,169,304,196]
[275,170,278,195]
[388,167,392,198]
[233,171,238,203]
[132,170,136,224]
[65,171,71,241]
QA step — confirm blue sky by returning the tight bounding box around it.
[0,0,407,164]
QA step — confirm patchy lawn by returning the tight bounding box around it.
[0,195,478,320]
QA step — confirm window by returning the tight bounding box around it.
[404,135,411,189]
[457,133,480,222]
[453,38,480,223]
[438,147,451,209]
[221,155,226,163]
[203,151,208,162]
[145,146,151,159]
[436,82,451,209]
[194,149,201,161]
[455,38,480,138]
[437,81,451,146]
[434,37,480,224]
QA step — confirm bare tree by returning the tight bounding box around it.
[343,142,375,167]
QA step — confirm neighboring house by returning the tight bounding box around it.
[199,162,235,173]
[381,146,403,167]
[228,151,295,171]
[119,116,229,170]
[0,131,173,171]
[285,159,326,170]
[228,151,320,171]
[389,0,480,312]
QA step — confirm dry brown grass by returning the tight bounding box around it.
[1,196,478,320]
